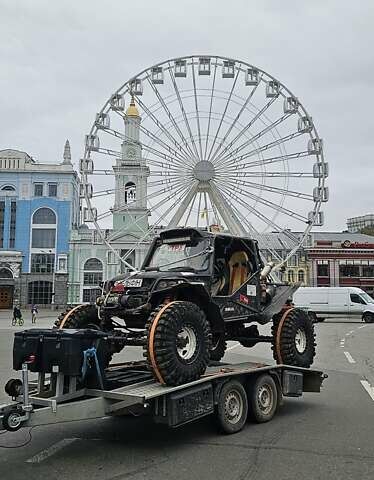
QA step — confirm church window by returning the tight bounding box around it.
[124,182,136,204]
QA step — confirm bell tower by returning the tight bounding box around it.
[112,96,150,234]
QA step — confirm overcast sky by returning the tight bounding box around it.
[1,0,373,232]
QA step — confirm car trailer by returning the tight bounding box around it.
[0,359,327,436]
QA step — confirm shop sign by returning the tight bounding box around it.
[342,240,374,249]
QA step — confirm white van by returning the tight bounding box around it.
[292,287,374,322]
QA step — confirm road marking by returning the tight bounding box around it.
[360,380,374,402]
[346,332,351,336]
[340,339,345,347]
[343,351,356,364]
[358,325,367,329]
[227,342,239,351]
[349,330,354,334]
[26,438,79,463]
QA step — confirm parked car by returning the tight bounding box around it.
[292,287,374,323]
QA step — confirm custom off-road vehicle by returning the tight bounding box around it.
[56,228,315,386]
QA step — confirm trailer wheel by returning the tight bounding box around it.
[145,301,211,386]
[210,333,227,362]
[2,410,23,432]
[216,380,248,434]
[363,312,374,323]
[308,311,318,323]
[248,374,278,423]
[272,308,316,368]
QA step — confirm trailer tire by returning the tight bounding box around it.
[2,410,23,432]
[216,380,248,434]
[272,308,316,368]
[210,334,227,362]
[248,374,278,423]
[145,301,211,386]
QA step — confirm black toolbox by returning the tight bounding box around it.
[13,329,109,377]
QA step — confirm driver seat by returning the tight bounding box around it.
[228,251,249,294]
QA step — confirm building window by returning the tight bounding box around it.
[31,254,55,273]
[120,249,135,273]
[317,264,329,277]
[9,201,16,248]
[83,258,103,302]
[0,268,13,279]
[124,182,136,204]
[288,255,298,267]
[298,270,305,283]
[28,281,52,304]
[34,183,44,197]
[287,270,295,283]
[362,265,374,277]
[83,288,102,303]
[340,264,360,277]
[33,208,56,224]
[1,185,15,191]
[31,229,56,248]
[48,183,57,197]
[57,255,67,273]
[0,201,4,248]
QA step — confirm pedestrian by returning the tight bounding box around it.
[31,304,38,324]
[12,304,23,326]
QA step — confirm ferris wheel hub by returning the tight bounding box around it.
[193,160,216,182]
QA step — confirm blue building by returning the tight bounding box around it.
[0,144,79,308]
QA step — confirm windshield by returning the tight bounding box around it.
[147,239,211,272]
[360,292,374,304]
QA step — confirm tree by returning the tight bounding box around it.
[359,226,374,236]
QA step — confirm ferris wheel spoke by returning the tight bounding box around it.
[208,74,263,163]
[206,64,241,161]
[113,108,193,168]
[134,95,195,163]
[211,95,279,165]
[215,151,311,174]
[91,188,115,198]
[148,176,193,189]
[217,182,291,232]
[203,191,211,228]
[204,62,218,159]
[216,178,308,223]
[191,60,204,160]
[216,170,313,179]
[100,126,191,169]
[208,183,246,236]
[108,182,189,243]
[168,66,200,160]
[144,75,196,161]
[215,190,257,235]
[183,191,198,227]
[222,177,314,201]
[228,130,305,166]
[214,112,292,170]
[168,182,199,228]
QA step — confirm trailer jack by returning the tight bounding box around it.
[2,363,33,431]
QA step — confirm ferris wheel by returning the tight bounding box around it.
[80,55,328,271]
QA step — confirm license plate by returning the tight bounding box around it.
[124,278,143,288]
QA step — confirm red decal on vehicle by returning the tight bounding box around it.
[239,294,249,304]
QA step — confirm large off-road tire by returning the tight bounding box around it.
[216,380,248,434]
[272,308,316,368]
[144,301,211,386]
[54,304,113,370]
[210,333,227,362]
[54,304,100,329]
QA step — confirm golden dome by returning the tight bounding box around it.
[126,95,139,117]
